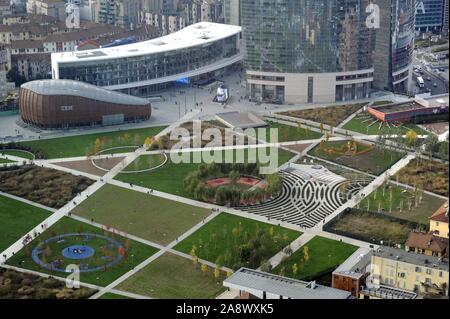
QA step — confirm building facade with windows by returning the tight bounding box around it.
[240,0,375,104]
[430,201,449,239]
[51,22,242,96]
[415,0,445,34]
[373,0,415,93]
[366,247,448,298]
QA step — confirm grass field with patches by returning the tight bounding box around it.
[393,158,449,197]
[255,121,322,142]
[122,154,166,172]
[272,236,358,281]
[175,213,301,269]
[358,183,446,224]
[16,126,166,159]
[0,158,14,164]
[327,210,416,244]
[309,140,404,175]
[0,150,35,160]
[0,194,51,251]
[116,147,295,198]
[343,116,429,136]
[116,253,226,299]
[6,217,158,287]
[72,184,210,245]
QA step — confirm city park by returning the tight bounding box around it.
[0,100,448,299]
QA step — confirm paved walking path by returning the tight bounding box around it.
[0,190,58,213]
[0,103,445,299]
[317,153,416,230]
[88,208,232,299]
[0,110,199,264]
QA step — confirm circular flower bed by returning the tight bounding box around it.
[184,163,282,206]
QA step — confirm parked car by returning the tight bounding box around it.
[433,83,438,87]
[427,76,431,81]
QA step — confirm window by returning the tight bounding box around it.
[426,269,432,275]
[307,77,313,103]
[415,267,422,273]
[436,222,439,226]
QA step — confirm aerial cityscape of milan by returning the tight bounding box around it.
[0,0,449,306]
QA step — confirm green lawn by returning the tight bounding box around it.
[371,100,393,106]
[255,121,322,142]
[358,183,446,224]
[116,147,295,198]
[0,150,35,160]
[17,126,166,159]
[343,116,429,136]
[0,194,51,251]
[310,140,405,175]
[6,217,158,287]
[174,213,301,270]
[72,184,210,245]
[98,292,133,299]
[122,154,166,172]
[272,236,358,281]
[116,253,226,299]
[0,158,14,164]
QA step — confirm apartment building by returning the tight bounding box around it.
[363,246,449,298]
[26,0,66,21]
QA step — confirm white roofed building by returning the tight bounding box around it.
[51,22,242,97]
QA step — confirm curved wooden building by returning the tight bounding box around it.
[19,80,151,129]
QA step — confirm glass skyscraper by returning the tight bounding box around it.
[241,0,375,103]
[373,0,415,93]
[415,0,445,33]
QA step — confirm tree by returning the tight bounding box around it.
[229,170,239,184]
[319,123,324,133]
[144,137,153,148]
[94,138,102,155]
[101,136,110,148]
[6,66,26,86]
[405,129,417,145]
[190,244,197,258]
[134,134,141,145]
[123,133,132,144]
[201,263,208,274]
[424,134,439,156]
[438,141,449,160]
[292,263,298,275]
[303,246,309,263]
[269,226,274,238]
[213,268,221,280]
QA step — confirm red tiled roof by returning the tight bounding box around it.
[430,201,449,223]
[406,232,449,253]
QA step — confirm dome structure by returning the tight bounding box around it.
[19,79,151,129]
